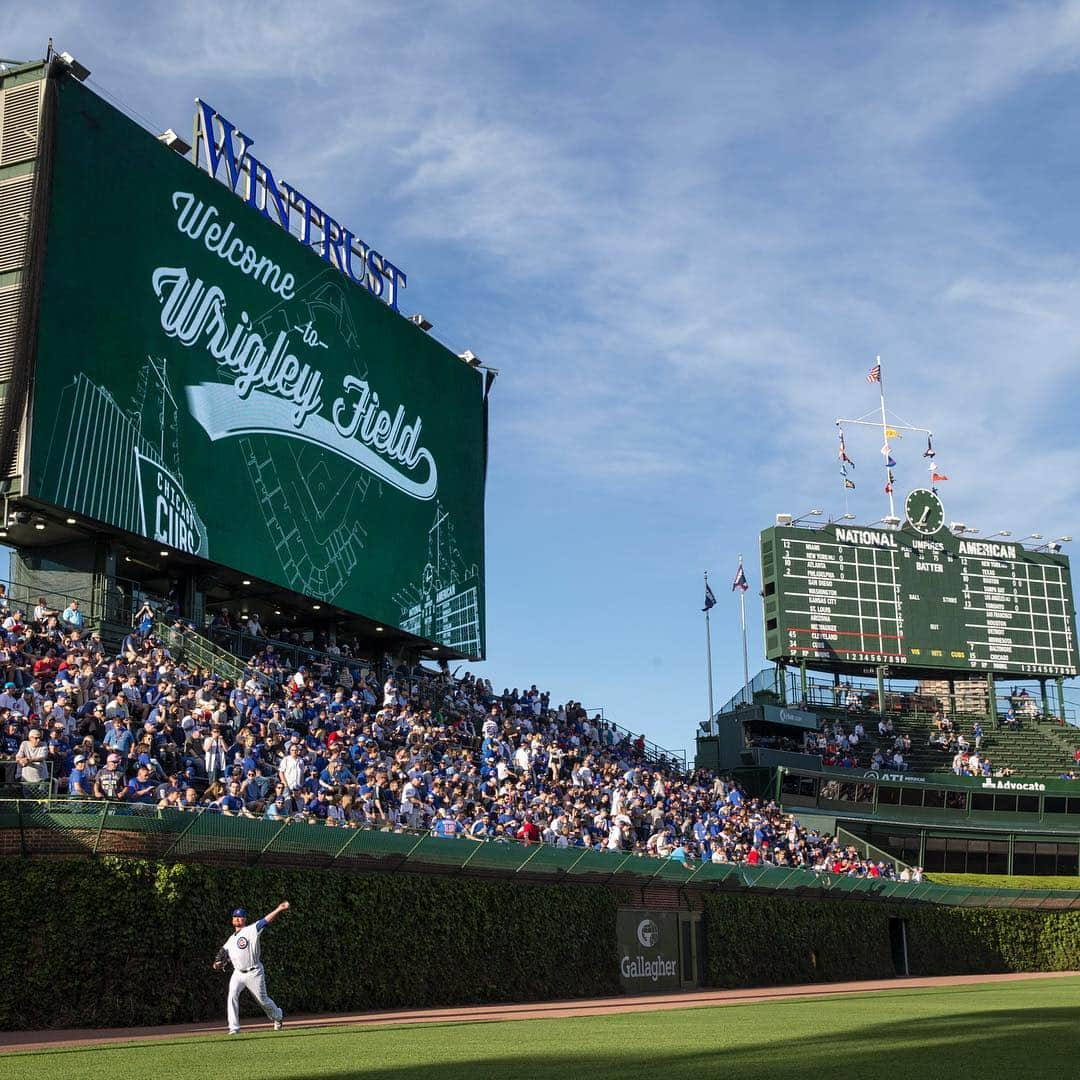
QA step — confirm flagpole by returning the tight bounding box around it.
[876,354,895,519]
[704,571,715,727]
[738,555,750,692]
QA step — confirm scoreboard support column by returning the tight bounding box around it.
[799,661,808,706]
[876,666,886,719]
[986,674,998,726]
[948,679,957,720]
[1056,677,1066,724]
[1040,679,1050,722]
[777,661,787,705]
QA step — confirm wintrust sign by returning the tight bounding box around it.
[192,101,407,311]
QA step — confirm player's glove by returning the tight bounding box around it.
[212,948,232,974]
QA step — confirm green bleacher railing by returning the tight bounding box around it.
[2,798,1079,910]
[153,615,248,684]
[835,824,913,874]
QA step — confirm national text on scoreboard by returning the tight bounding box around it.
[760,515,1078,678]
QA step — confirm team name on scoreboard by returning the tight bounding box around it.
[834,527,897,547]
[191,102,407,311]
[957,540,1018,560]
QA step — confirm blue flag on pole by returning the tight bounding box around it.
[703,582,717,611]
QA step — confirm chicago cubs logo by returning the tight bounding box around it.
[237,937,249,950]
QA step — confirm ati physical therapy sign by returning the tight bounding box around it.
[192,101,407,312]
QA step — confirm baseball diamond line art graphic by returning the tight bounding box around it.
[237,270,372,604]
[43,359,209,558]
[393,502,482,656]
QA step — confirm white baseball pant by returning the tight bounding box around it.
[227,963,282,1033]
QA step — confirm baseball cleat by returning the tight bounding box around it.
[274,1017,284,1031]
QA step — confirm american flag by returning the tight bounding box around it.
[866,363,881,384]
[732,562,750,593]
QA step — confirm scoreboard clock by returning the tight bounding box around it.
[904,489,945,536]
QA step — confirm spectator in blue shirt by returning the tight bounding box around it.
[103,717,134,755]
[126,765,156,803]
[68,754,92,798]
[61,599,84,631]
[218,781,245,816]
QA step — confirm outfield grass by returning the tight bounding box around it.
[5,976,1078,1080]
[927,873,1080,889]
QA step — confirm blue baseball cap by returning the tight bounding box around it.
[231,908,247,919]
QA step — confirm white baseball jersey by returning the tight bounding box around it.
[223,920,268,970]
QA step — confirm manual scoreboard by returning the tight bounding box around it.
[760,491,1078,677]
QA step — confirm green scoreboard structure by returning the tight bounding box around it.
[761,490,1078,680]
[0,59,487,658]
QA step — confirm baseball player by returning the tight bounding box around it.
[214,901,290,1034]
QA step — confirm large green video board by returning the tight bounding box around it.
[28,76,486,657]
[761,492,1078,678]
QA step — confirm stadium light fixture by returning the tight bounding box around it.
[409,314,433,331]
[987,530,1012,539]
[242,579,252,586]
[375,626,384,632]
[65,517,76,525]
[1035,536,1072,553]
[157,129,191,155]
[881,515,901,528]
[1018,534,1043,543]
[458,350,481,367]
[950,523,968,534]
[313,604,321,610]
[159,549,168,556]
[57,51,91,81]
[273,609,281,615]
[33,518,46,531]
[775,513,793,526]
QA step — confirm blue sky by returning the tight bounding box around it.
[8,2,1080,755]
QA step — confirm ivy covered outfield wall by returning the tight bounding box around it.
[702,893,1080,987]
[2,857,1080,1030]
[0,859,622,1030]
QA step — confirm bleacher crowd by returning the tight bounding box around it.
[0,598,913,880]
